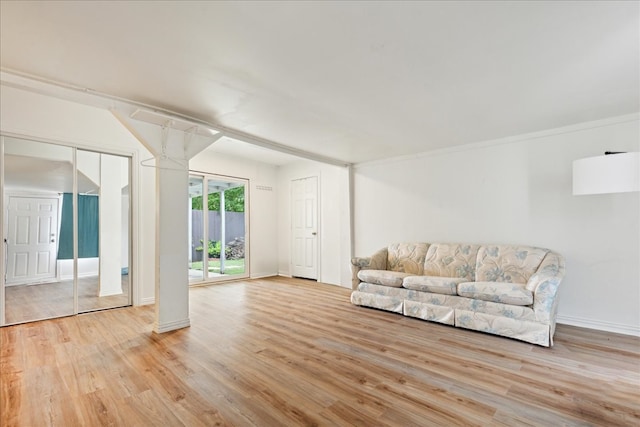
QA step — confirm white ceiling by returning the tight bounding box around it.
[206,137,303,166]
[5,155,99,194]
[1,1,638,165]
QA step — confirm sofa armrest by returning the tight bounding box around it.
[351,247,387,290]
[527,252,565,324]
[530,274,562,323]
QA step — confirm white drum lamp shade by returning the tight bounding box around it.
[573,152,640,195]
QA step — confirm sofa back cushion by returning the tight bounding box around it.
[476,245,548,284]
[423,243,480,280]
[387,243,429,274]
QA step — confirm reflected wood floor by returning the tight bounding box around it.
[4,275,130,324]
[1,277,639,426]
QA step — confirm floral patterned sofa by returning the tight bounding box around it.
[350,242,565,346]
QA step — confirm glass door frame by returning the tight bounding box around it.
[0,133,134,326]
[0,135,4,325]
[188,171,250,285]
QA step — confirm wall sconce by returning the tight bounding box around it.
[573,152,640,195]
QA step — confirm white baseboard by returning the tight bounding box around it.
[99,290,123,297]
[557,315,640,337]
[250,272,279,279]
[139,296,155,306]
[154,318,190,333]
[277,272,292,278]
[59,272,99,281]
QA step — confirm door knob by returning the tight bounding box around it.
[312,232,317,235]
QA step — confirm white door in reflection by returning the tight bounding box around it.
[5,196,59,285]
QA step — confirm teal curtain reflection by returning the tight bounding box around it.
[57,193,99,259]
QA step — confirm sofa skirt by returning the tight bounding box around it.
[350,291,403,314]
[455,310,551,347]
[351,284,552,346]
[403,300,455,325]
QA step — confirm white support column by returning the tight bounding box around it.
[155,157,190,332]
[111,108,223,333]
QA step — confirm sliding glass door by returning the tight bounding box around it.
[188,173,248,284]
[1,136,132,326]
[188,176,205,283]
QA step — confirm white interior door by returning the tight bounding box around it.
[291,176,318,280]
[5,196,59,285]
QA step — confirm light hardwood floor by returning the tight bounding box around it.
[1,277,639,426]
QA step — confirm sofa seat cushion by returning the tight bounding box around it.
[404,291,537,321]
[357,270,412,287]
[357,282,411,298]
[402,276,464,295]
[457,281,533,306]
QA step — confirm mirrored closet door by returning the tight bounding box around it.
[75,150,131,313]
[1,136,132,326]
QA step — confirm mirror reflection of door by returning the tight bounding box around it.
[6,196,59,285]
[2,137,132,325]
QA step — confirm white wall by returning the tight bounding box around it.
[190,150,279,278]
[0,85,156,305]
[277,160,352,287]
[353,114,640,336]
[58,258,99,280]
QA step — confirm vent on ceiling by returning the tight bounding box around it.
[130,108,219,137]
